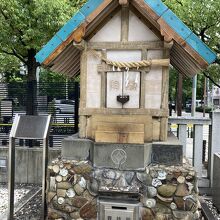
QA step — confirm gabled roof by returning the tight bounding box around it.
[35,0,217,77]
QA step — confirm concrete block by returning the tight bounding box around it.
[62,135,94,161]
[213,153,220,210]
[0,147,60,184]
[93,143,152,170]
[152,133,183,165]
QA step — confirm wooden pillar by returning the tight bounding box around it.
[100,50,107,108]
[79,48,87,138]
[120,2,129,42]
[177,72,183,116]
[160,47,170,141]
[140,49,148,109]
[191,75,197,117]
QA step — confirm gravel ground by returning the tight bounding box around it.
[0,183,41,220]
[0,184,31,215]
[205,199,220,220]
[14,191,41,220]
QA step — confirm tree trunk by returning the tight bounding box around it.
[26,48,38,116]
[26,49,38,147]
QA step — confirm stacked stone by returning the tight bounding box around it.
[47,159,97,220]
[140,161,201,220]
[46,158,201,220]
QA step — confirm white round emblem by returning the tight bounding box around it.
[111,149,127,165]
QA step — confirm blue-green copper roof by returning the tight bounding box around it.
[35,0,104,64]
[36,0,217,65]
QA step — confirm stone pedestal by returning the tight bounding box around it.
[46,133,202,220]
[62,135,93,161]
[152,134,183,165]
[93,143,152,170]
[46,158,201,220]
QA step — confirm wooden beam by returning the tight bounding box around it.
[79,49,88,138]
[100,50,107,108]
[161,49,170,110]
[140,49,148,109]
[79,107,168,117]
[43,0,114,66]
[43,23,86,66]
[131,0,159,22]
[85,0,114,23]
[87,41,164,50]
[158,18,208,68]
[164,40,174,49]
[79,116,87,138]
[160,117,168,141]
[160,48,170,141]
[80,50,87,109]
[119,0,129,6]
[151,59,170,67]
[121,4,129,41]
[73,40,86,50]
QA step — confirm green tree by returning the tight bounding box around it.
[0,0,86,114]
[0,53,22,82]
[164,0,220,106]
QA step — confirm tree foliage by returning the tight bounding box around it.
[163,0,220,50]
[164,0,220,102]
[0,0,86,79]
[0,0,86,114]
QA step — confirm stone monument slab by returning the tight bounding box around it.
[93,143,151,170]
[152,134,183,165]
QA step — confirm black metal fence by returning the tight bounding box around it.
[0,81,79,147]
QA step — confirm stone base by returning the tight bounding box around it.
[62,134,93,161]
[93,142,152,170]
[152,133,183,165]
[46,158,201,220]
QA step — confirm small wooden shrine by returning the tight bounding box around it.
[36,0,216,219]
[36,0,216,145]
